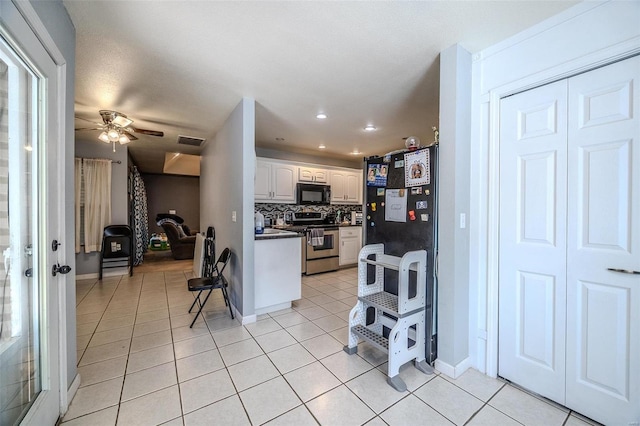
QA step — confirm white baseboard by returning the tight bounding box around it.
[435,356,472,379]
[230,303,257,325]
[241,314,257,325]
[65,373,81,413]
[255,302,291,316]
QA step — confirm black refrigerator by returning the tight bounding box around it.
[363,144,438,364]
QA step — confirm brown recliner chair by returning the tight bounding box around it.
[156,214,196,260]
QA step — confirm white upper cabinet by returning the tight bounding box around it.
[330,169,362,204]
[298,166,328,183]
[255,157,361,205]
[255,159,297,203]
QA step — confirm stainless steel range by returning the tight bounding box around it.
[291,212,339,275]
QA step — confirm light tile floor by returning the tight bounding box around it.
[65,268,600,426]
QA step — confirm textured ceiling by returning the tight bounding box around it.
[65,1,578,174]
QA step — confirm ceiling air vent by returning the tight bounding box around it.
[177,135,206,146]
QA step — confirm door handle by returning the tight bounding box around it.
[52,263,72,277]
[607,268,640,275]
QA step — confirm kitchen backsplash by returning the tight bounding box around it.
[255,203,361,220]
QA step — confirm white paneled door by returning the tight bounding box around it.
[499,56,640,425]
[498,80,568,404]
[565,57,640,425]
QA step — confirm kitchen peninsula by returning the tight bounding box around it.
[254,229,302,314]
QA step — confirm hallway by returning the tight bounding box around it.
[63,267,595,425]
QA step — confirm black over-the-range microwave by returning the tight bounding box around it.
[296,183,331,205]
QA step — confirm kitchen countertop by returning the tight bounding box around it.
[255,228,302,240]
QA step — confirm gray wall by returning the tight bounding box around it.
[74,140,129,276]
[437,44,472,371]
[28,0,77,395]
[143,173,200,235]
[200,98,255,317]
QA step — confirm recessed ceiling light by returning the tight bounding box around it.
[318,144,326,149]
[351,149,361,155]
[364,125,376,131]
[316,113,327,119]
[275,137,285,141]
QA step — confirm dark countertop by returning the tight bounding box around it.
[255,230,303,241]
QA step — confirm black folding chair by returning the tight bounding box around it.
[187,242,233,328]
[99,225,133,280]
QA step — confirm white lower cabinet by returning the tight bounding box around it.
[339,227,362,266]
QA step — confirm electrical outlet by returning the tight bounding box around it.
[169,209,176,215]
[231,211,237,222]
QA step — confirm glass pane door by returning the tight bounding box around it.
[0,36,42,426]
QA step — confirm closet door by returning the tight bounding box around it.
[566,55,640,425]
[498,80,568,403]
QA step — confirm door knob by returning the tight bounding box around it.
[52,263,72,276]
[607,268,640,275]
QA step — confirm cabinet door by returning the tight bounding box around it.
[299,167,315,182]
[331,170,362,204]
[255,160,272,200]
[339,237,357,265]
[299,166,328,183]
[313,168,328,183]
[344,172,361,203]
[339,227,362,265]
[272,164,297,202]
[330,171,346,202]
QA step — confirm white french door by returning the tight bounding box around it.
[0,2,64,425]
[499,56,640,425]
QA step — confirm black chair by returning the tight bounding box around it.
[187,242,233,328]
[99,225,133,280]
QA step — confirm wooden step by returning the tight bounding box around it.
[351,325,388,353]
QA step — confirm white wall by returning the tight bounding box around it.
[74,140,129,276]
[436,44,472,377]
[464,0,640,376]
[200,98,256,319]
[256,147,362,169]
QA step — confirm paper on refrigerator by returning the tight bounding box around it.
[385,189,407,222]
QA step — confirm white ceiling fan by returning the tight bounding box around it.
[75,110,164,151]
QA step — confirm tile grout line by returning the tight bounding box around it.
[113,272,144,425]
[163,271,194,425]
[75,276,125,369]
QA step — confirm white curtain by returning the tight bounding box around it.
[81,158,112,253]
[74,158,82,253]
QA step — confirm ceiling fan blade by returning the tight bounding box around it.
[75,116,103,125]
[130,126,164,137]
[123,129,138,141]
[75,127,103,131]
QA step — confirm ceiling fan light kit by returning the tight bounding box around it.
[76,109,164,152]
